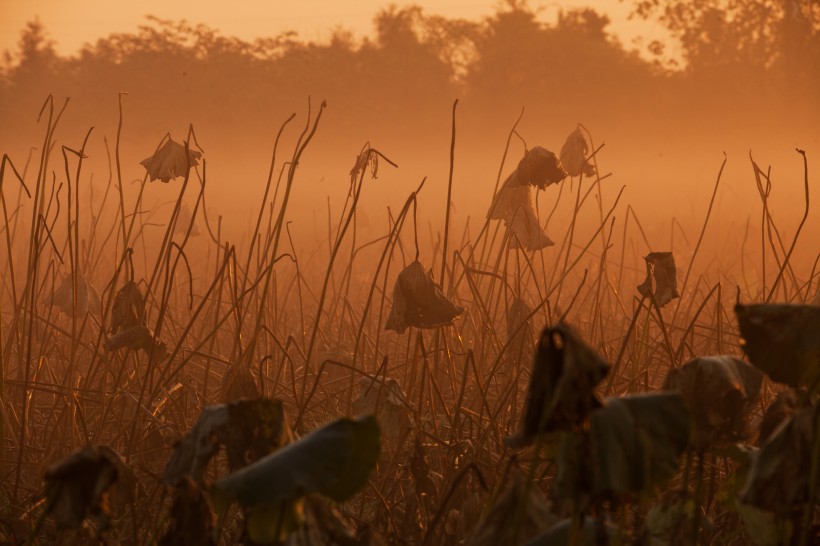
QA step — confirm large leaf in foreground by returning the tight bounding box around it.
[214,415,380,506]
[508,324,610,447]
[741,405,819,514]
[589,393,691,497]
[663,356,762,448]
[163,398,289,484]
[735,303,820,390]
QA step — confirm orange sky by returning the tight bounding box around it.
[1,0,671,57]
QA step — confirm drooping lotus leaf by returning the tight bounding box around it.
[352,376,412,441]
[487,168,554,250]
[52,274,101,317]
[516,146,568,190]
[508,201,555,250]
[522,517,607,546]
[741,405,819,514]
[175,204,200,236]
[220,357,260,403]
[637,252,680,307]
[213,415,380,506]
[663,356,762,448]
[735,303,820,390]
[588,393,691,497]
[141,138,201,183]
[43,446,124,529]
[559,127,596,178]
[465,473,556,546]
[507,297,534,353]
[110,281,145,334]
[758,390,797,445]
[507,324,610,447]
[159,476,215,546]
[385,260,464,334]
[163,397,290,484]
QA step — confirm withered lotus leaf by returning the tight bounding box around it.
[220,358,260,403]
[515,146,568,190]
[507,324,610,447]
[52,275,101,317]
[663,356,762,448]
[110,281,145,334]
[588,393,691,497]
[488,175,554,250]
[385,260,464,334]
[507,297,534,352]
[559,127,596,178]
[735,302,820,390]
[163,398,290,484]
[140,138,201,183]
[508,202,554,250]
[466,473,555,546]
[758,390,797,445]
[352,376,412,441]
[159,476,215,546]
[105,324,168,362]
[637,252,680,307]
[741,405,819,514]
[44,446,124,529]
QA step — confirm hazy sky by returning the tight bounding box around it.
[1,0,670,56]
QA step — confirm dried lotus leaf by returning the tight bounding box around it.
[141,138,201,183]
[385,261,463,334]
[637,252,680,307]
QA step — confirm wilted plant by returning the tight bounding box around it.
[43,446,128,530]
[559,126,596,178]
[663,356,763,448]
[488,146,566,250]
[52,274,101,317]
[140,137,202,182]
[637,252,680,307]
[508,324,610,447]
[736,303,820,391]
[385,260,464,334]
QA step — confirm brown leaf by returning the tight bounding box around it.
[140,138,201,183]
[637,252,680,307]
[44,446,123,529]
[52,275,101,317]
[559,127,596,178]
[507,297,534,354]
[758,390,797,446]
[110,281,145,335]
[163,398,290,485]
[508,203,554,250]
[735,303,820,390]
[159,476,215,546]
[220,359,260,403]
[487,166,554,250]
[352,376,412,441]
[508,324,610,447]
[516,146,567,190]
[465,473,556,546]
[105,325,168,362]
[385,261,464,334]
[742,405,819,513]
[662,356,762,448]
